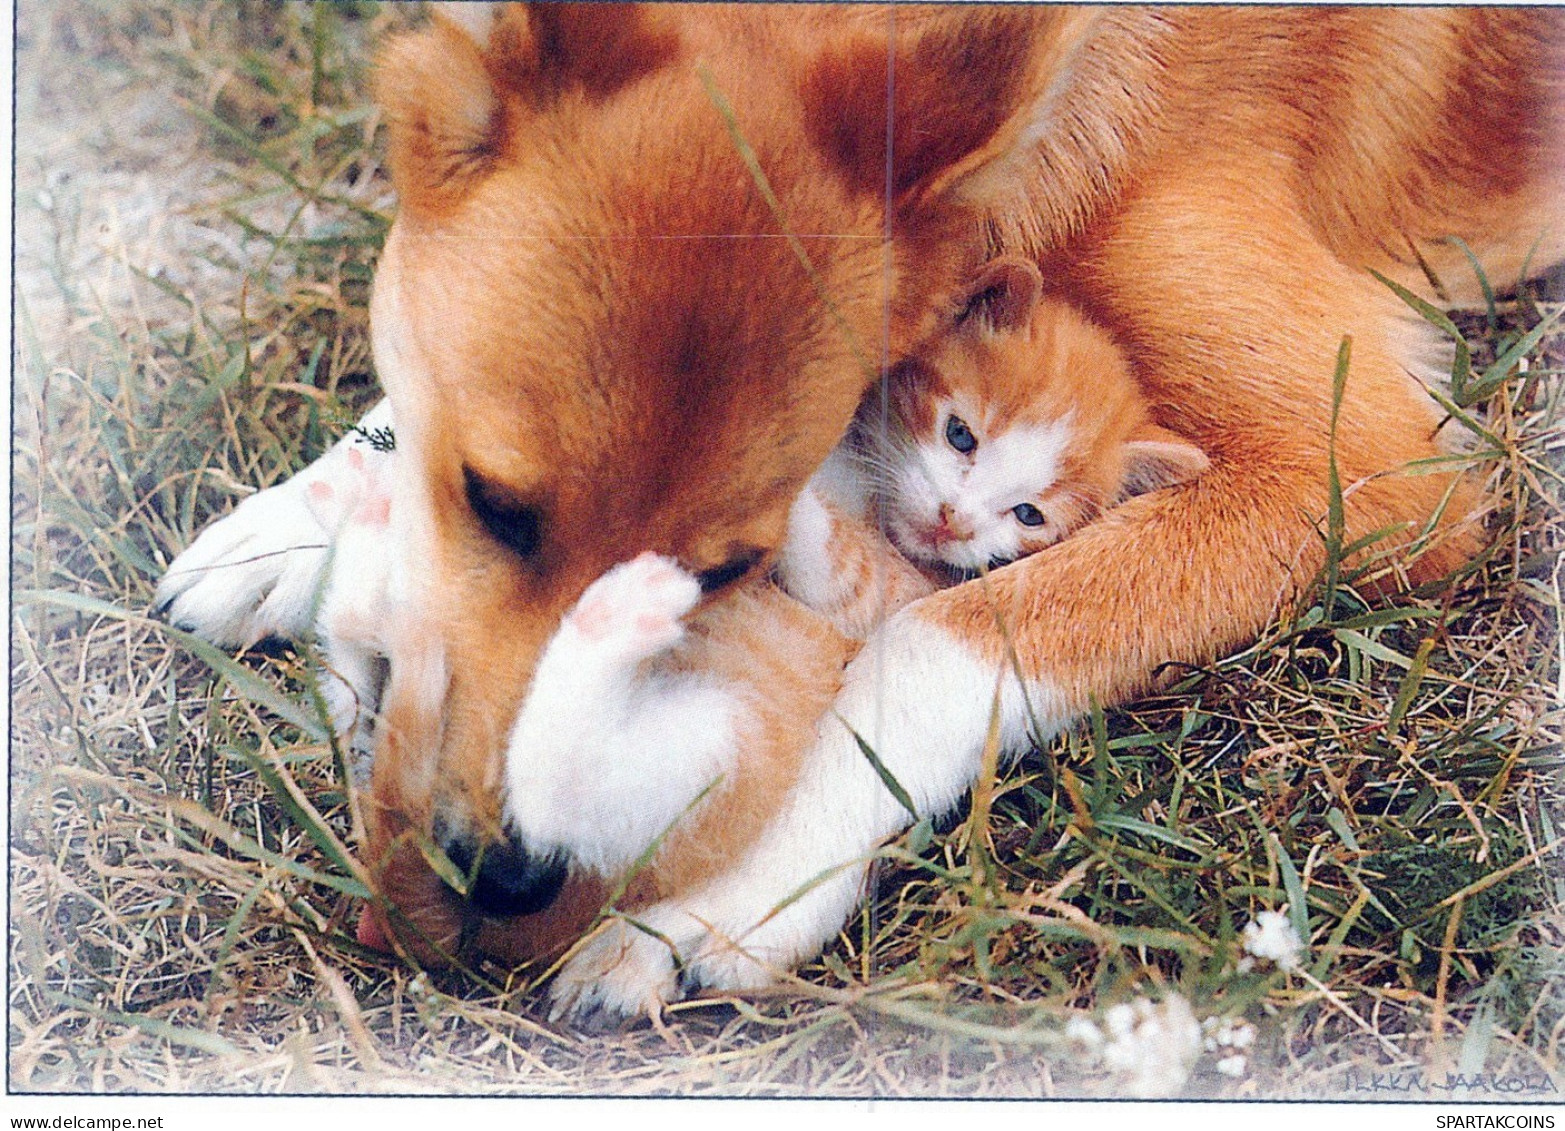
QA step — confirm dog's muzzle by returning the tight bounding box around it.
[442,828,567,918]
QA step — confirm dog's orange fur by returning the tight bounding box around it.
[357,4,1565,964]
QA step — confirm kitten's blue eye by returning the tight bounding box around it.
[1013,503,1047,527]
[945,415,977,454]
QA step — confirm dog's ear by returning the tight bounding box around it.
[1118,424,1211,500]
[376,14,502,212]
[488,2,678,100]
[801,8,1098,214]
[377,3,677,212]
[957,257,1044,336]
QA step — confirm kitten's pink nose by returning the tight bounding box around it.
[931,504,972,546]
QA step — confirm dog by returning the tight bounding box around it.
[157,3,1565,1022]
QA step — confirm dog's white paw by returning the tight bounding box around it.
[156,402,396,649]
[154,477,331,648]
[548,916,681,1026]
[314,454,396,765]
[546,872,862,1026]
[559,552,702,670]
[678,929,785,997]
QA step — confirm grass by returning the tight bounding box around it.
[11,0,1564,1098]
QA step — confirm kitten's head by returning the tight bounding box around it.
[868,257,1209,573]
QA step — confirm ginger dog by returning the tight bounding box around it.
[158,4,1565,1022]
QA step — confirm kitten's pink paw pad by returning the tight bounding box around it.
[572,595,616,642]
[634,612,671,635]
[567,554,701,662]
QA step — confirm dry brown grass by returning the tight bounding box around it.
[11,0,1563,1100]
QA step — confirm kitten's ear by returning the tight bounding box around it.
[1119,424,1210,500]
[958,256,1044,335]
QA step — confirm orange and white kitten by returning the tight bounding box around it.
[871,257,1210,576]
[776,257,1210,638]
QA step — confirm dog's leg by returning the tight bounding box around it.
[315,451,397,770]
[155,399,395,647]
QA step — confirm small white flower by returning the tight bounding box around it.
[1096,994,1204,1098]
[1064,1013,1104,1049]
[1202,1013,1258,1079]
[1104,1002,1137,1039]
[1216,1053,1248,1078]
[1241,908,1306,972]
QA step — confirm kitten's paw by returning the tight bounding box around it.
[562,553,701,666]
[775,484,837,606]
[154,478,330,648]
[548,916,681,1027]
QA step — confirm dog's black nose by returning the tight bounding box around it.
[443,830,566,918]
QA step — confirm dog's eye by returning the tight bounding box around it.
[945,415,977,454]
[464,468,543,559]
[1013,503,1047,527]
[695,549,763,595]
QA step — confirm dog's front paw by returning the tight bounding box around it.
[154,478,330,648]
[677,930,785,998]
[548,916,681,1027]
[545,888,827,1027]
[559,552,702,669]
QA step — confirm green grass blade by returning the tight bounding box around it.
[1333,628,1415,671]
[1369,269,1472,399]
[49,994,242,1058]
[1321,336,1352,615]
[1324,808,1361,854]
[1386,636,1438,733]
[842,719,920,822]
[1093,813,1209,856]
[1444,236,1498,332]
[1469,306,1565,402]
[159,794,371,900]
[223,742,364,884]
[1272,834,1310,943]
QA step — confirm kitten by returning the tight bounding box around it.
[776,256,1209,638]
[866,256,1210,577]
